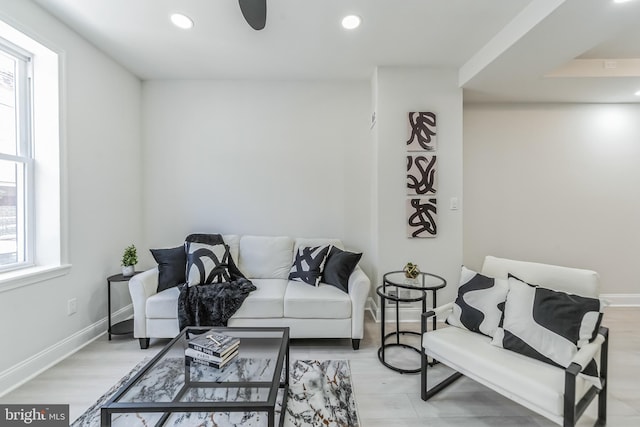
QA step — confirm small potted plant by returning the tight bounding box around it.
[121,244,138,277]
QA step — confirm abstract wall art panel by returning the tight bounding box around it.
[407,198,437,238]
[407,154,437,195]
[407,112,436,151]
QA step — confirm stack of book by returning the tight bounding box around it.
[185,331,240,369]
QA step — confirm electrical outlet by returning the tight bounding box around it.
[67,298,77,315]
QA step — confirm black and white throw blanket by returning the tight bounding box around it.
[178,278,256,329]
[177,233,256,329]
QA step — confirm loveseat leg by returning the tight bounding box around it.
[422,350,463,401]
[139,338,150,349]
[351,339,360,350]
[597,327,609,425]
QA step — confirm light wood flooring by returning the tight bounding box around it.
[1,307,639,426]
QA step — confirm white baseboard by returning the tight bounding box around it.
[0,304,133,397]
[600,294,640,307]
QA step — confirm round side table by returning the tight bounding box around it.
[107,272,140,340]
[377,271,446,374]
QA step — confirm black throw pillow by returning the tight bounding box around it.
[321,246,362,293]
[150,246,186,292]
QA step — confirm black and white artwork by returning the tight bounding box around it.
[407,154,437,195]
[407,198,437,238]
[407,112,436,151]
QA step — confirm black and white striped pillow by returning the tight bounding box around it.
[185,242,231,286]
[288,245,331,286]
[446,266,509,337]
[491,275,605,387]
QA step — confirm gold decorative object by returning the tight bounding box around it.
[403,262,420,279]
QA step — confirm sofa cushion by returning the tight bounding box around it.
[238,235,294,279]
[288,245,331,286]
[146,286,180,318]
[222,234,240,266]
[284,280,351,319]
[150,246,186,292]
[294,238,344,254]
[481,255,600,298]
[185,241,231,286]
[230,278,287,318]
[321,247,362,293]
[423,326,591,418]
[491,275,605,386]
[446,266,508,337]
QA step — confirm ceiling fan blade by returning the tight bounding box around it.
[238,0,267,31]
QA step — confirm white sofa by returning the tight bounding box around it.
[421,256,608,427]
[129,235,371,350]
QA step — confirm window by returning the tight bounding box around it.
[0,18,67,289]
[0,42,32,271]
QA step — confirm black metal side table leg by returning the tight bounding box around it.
[380,293,386,362]
[431,289,437,332]
[395,297,400,344]
[107,279,112,340]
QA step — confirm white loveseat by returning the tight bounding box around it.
[421,256,608,427]
[129,235,371,350]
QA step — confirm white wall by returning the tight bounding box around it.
[372,68,464,305]
[464,103,640,296]
[0,0,142,391]
[141,80,372,268]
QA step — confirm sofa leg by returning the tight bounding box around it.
[421,351,428,400]
[139,338,150,349]
[351,339,360,350]
[422,352,463,402]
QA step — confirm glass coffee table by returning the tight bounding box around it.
[101,326,290,427]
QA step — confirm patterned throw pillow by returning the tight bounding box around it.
[491,275,605,387]
[185,242,231,287]
[288,245,331,286]
[446,266,509,337]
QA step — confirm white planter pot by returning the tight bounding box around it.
[122,265,135,277]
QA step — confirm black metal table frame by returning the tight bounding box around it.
[107,273,139,340]
[378,271,446,374]
[100,326,290,427]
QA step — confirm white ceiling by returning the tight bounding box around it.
[30,0,640,103]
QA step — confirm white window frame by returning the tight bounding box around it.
[0,39,34,272]
[0,18,70,292]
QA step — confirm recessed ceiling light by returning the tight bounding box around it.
[341,15,361,30]
[613,0,634,4]
[170,13,194,29]
[635,90,640,96]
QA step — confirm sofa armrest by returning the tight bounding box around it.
[348,265,371,340]
[128,268,159,338]
[569,329,606,372]
[421,302,454,335]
